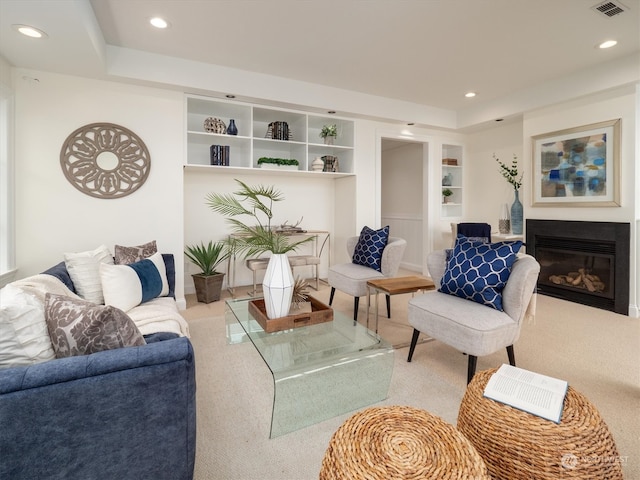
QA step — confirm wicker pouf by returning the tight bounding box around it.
[319,405,490,480]
[457,369,623,480]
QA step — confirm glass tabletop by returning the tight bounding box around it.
[225,297,388,375]
[225,297,394,437]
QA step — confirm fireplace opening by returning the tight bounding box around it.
[526,220,629,315]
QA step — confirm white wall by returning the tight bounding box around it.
[14,70,186,304]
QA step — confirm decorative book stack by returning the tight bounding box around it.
[210,145,230,166]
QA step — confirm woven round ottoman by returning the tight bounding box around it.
[457,368,623,479]
[319,405,489,479]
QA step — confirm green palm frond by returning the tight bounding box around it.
[184,241,230,275]
[206,179,314,257]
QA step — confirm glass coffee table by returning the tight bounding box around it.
[225,297,394,438]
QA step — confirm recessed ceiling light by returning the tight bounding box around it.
[149,17,169,29]
[496,118,504,122]
[407,122,415,126]
[327,110,336,114]
[598,40,617,49]
[465,92,477,98]
[225,94,236,99]
[12,24,47,38]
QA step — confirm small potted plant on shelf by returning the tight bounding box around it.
[320,124,337,145]
[442,188,453,204]
[184,240,231,304]
[257,157,299,170]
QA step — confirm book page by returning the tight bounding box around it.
[483,364,568,423]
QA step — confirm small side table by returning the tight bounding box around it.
[366,275,435,333]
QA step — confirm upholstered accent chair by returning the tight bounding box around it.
[450,222,492,247]
[407,249,540,383]
[328,236,406,321]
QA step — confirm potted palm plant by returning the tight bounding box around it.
[184,240,231,303]
[206,179,313,318]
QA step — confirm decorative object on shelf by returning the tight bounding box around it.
[206,179,314,319]
[442,188,453,204]
[498,203,511,234]
[442,158,458,166]
[320,124,337,145]
[311,156,324,172]
[203,117,226,134]
[322,155,338,172]
[257,157,299,170]
[442,173,453,186]
[494,153,524,235]
[531,119,621,207]
[210,145,230,166]
[226,119,238,136]
[266,121,290,140]
[184,241,231,303]
[59,122,151,199]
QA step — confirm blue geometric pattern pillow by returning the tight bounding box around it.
[352,225,390,272]
[439,239,523,311]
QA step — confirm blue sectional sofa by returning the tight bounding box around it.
[0,255,196,480]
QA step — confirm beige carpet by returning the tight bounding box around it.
[182,279,640,480]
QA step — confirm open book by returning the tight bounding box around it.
[483,364,569,423]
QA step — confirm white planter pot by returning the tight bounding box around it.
[259,164,298,171]
[262,254,294,319]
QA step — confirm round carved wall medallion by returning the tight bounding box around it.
[60,123,151,199]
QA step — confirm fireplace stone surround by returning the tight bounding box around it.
[525,219,630,315]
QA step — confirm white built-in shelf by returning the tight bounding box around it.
[185,95,355,176]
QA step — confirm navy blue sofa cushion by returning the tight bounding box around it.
[0,336,196,480]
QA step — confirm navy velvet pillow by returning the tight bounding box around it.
[352,225,390,272]
[439,238,523,310]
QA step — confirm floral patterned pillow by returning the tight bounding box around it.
[44,293,145,358]
[114,240,157,265]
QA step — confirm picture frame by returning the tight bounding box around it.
[531,119,620,207]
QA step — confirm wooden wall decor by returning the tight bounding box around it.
[60,123,151,199]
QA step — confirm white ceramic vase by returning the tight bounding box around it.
[262,254,294,319]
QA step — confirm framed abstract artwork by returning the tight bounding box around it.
[531,119,620,207]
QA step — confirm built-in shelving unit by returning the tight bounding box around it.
[185,95,355,178]
[441,143,463,218]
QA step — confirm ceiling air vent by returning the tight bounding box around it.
[592,1,628,17]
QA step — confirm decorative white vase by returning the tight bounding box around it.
[262,254,294,319]
[311,156,324,172]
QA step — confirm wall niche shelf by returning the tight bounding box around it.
[441,143,463,218]
[185,95,355,176]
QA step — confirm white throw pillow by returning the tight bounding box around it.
[100,252,169,312]
[0,284,56,369]
[64,245,114,304]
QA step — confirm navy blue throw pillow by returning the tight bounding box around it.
[439,239,523,311]
[352,226,390,272]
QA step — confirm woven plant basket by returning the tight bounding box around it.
[319,405,489,480]
[457,368,623,480]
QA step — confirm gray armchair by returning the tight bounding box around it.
[328,236,406,321]
[407,249,540,383]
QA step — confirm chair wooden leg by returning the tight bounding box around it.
[353,297,359,321]
[407,329,420,362]
[386,294,391,318]
[467,355,478,384]
[506,345,516,366]
[329,287,335,305]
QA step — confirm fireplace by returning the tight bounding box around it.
[526,220,630,315]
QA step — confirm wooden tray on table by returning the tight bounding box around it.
[248,296,333,333]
